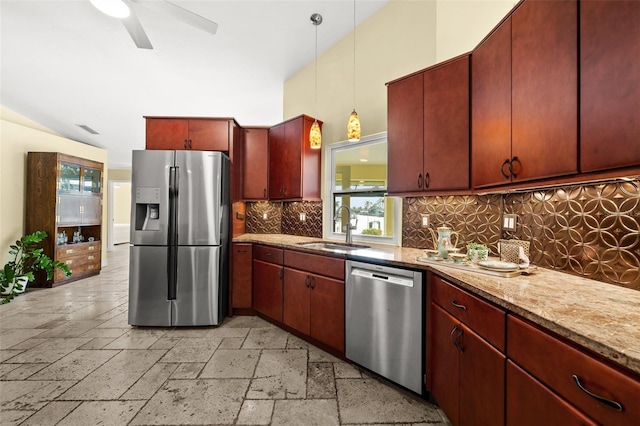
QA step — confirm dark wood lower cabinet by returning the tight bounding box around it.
[507,360,597,426]
[231,243,252,312]
[430,304,505,426]
[252,259,283,322]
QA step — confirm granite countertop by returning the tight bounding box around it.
[233,233,640,377]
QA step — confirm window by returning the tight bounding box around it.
[325,133,401,245]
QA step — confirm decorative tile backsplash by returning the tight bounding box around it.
[245,201,322,238]
[282,201,323,238]
[403,179,640,290]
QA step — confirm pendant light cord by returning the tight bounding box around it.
[315,20,318,114]
[353,0,356,110]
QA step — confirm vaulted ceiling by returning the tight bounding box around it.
[1,0,388,168]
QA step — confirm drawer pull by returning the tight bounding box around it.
[65,260,73,265]
[89,246,95,250]
[65,249,74,254]
[451,300,467,310]
[88,255,95,260]
[265,252,272,256]
[572,375,623,412]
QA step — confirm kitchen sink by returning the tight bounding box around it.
[297,241,371,252]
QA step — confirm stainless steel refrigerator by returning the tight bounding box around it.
[128,150,229,326]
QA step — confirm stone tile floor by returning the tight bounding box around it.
[0,244,449,425]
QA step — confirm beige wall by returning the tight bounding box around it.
[113,182,132,224]
[0,106,109,266]
[283,0,515,147]
[436,0,517,62]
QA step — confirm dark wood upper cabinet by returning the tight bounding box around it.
[423,54,470,191]
[511,0,578,182]
[472,0,579,189]
[243,127,269,200]
[268,115,321,201]
[388,54,470,195]
[145,117,230,151]
[580,0,640,173]
[387,72,424,194]
[471,17,512,189]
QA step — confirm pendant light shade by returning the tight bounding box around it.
[347,109,361,142]
[310,119,322,149]
[310,13,322,149]
[347,0,360,142]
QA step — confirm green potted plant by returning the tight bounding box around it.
[0,231,71,304]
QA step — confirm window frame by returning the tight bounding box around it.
[323,132,402,246]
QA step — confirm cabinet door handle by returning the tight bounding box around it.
[501,158,511,179]
[310,276,315,289]
[188,139,193,149]
[305,276,310,288]
[237,249,248,253]
[417,173,423,189]
[456,327,464,353]
[263,189,266,198]
[451,300,467,311]
[450,325,464,353]
[509,156,520,178]
[424,172,430,189]
[184,139,188,149]
[572,375,623,412]
[279,269,283,279]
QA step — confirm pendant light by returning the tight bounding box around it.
[309,13,322,150]
[347,0,361,142]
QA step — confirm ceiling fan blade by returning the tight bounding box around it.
[134,0,218,35]
[122,4,153,49]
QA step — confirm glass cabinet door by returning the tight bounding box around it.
[83,167,102,194]
[59,163,81,192]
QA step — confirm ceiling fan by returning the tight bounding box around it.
[90,0,219,49]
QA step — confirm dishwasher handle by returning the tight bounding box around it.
[350,268,414,287]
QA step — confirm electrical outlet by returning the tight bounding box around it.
[503,214,517,231]
[421,214,429,228]
[262,212,268,220]
[299,212,306,222]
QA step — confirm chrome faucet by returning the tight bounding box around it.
[334,205,355,245]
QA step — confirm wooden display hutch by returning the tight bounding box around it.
[26,152,103,287]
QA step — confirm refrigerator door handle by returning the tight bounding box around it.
[168,166,179,300]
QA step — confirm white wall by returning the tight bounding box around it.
[0,106,109,265]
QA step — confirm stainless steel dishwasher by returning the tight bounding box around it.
[345,260,423,394]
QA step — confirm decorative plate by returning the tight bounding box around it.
[478,260,519,271]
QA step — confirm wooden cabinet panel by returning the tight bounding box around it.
[430,274,506,425]
[309,274,344,353]
[145,118,189,149]
[458,322,505,426]
[580,0,640,172]
[431,275,505,351]
[283,268,311,335]
[252,259,283,322]
[145,117,231,151]
[231,243,252,310]
[471,17,512,188]
[268,115,321,201]
[188,119,229,151]
[243,127,269,200]
[253,245,283,264]
[507,315,640,426]
[511,0,578,182]
[284,250,345,280]
[423,55,469,191]
[430,304,461,425]
[268,123,286,199]
[507,360,597,426]
[387,73,423,194]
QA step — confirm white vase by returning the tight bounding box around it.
[1,276,29,296]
